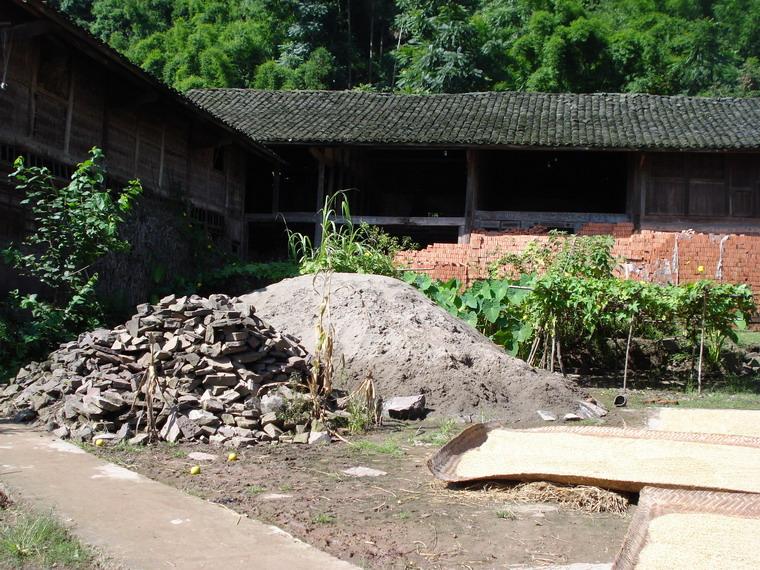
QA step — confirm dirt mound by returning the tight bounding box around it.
[241,273,586,423]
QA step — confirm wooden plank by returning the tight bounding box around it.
[246,213,465,227]
[475,210,629,224]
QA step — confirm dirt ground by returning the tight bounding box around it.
[89,420,634,570]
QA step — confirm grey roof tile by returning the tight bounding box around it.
[187,89,760,151]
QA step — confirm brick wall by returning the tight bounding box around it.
[395,223,760,312]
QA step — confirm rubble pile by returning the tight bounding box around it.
[0,294,336,447]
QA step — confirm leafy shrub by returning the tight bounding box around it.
[0,148,141,381]
[490,231,616,279]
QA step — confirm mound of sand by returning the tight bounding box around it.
[241,273,586,423]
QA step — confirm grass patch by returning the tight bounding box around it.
[412,419,460,446]
[591,380,760,412]
[736,330,760,348]
[311,513,336,525]
[279,483,293,492]
[111,442,149,454]
[246,485,266,496]
[0,511,93,568]
[396,511,412,520]
[349,438,404,457]
[495,509,517,520]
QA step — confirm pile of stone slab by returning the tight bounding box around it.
[0,294,337,447]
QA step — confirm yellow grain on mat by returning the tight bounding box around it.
[636,513,760,570]
[452,429,760,492]
[648,408,760,438]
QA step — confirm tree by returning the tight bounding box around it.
[394,0,484,92]
[1,148,142,371]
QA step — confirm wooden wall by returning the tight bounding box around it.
[642,153,760,221]
[0,6,270,300]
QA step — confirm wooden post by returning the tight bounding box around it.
[63,63,75,155]
[639,153,648,221]
[314,158,326,245]
[272,169,280,214]
[460,149,480,244]
[157,120,166,192]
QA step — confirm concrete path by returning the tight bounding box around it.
[0,423,356,570]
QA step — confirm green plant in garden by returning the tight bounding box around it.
[0,148,142,380]
[490,231,617,279]
[287,191,416,277]
[403,273,532,356]
[410,231,755,375]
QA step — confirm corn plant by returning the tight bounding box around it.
[287,191,414,276]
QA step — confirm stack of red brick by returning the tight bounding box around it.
[395,223,760,313]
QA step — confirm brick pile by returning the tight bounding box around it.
[0,294,341,447]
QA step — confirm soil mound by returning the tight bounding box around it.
[241,273,586,423]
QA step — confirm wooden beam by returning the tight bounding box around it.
[474,210,630,231]
[157,120,166,190]
[461,149,480,244]
[640,154,648,219]
[246,212,465,226]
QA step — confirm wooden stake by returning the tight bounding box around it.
[556,337,565,376]
[697,292,707,395]
[549,322,556,373]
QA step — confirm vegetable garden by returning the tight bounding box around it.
[404,232,755,391]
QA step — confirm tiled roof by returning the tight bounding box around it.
[187,89,760,151]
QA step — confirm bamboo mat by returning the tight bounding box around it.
[614,487,760,569]
[648,407,760,438]
[428,424,760,493]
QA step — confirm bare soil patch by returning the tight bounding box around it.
[241,273,586,423]
[89,422,632,569]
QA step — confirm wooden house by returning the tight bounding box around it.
[0,0,278,303]
[188,89,760,256]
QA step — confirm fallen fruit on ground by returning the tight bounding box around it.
[94,439,104,447]
[227,452,238,461]
[190,465,201,475]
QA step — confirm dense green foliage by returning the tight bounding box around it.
[54,0,760,96]
[288,191,416,276]
[407,233,755,372]
[0,149,142,381]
